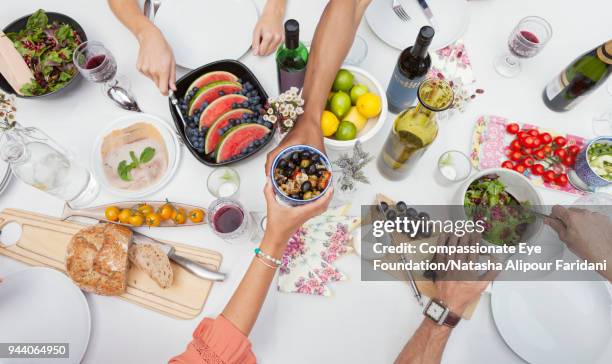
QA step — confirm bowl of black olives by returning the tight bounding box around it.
[270,145,333,206]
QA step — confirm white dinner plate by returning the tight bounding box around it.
[155,0,259,69]
[365,0,469,51]
[0,267,91,364]
[91,113,181,199]
[491,278,612,364]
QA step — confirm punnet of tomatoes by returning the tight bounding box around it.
[499,123,580,187]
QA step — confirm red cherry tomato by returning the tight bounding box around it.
[527,129,540,137]
[514,164,527,174]
[523,147,533,155]
[510,139,522,151]
[521,136,536,148]
[562,155,576,167]
[510,151,523,162]
[518,131,529,141]
[555,173,569,186]
[501,160,515,169]
[521,156,535,167]
[554,136,568,146]
[534,149,546,159]
[554,148,568,159]
[506,123,520,134]
[543,170,557,183]
[539,132,552,145]
[543,145,552,154]
[568,145,581,155]
[531,137,542,148]
[531,164,545,176]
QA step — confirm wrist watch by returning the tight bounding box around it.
[423,298,461,328]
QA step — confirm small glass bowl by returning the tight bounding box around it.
[207,167,240,198]
[437,150,472,182]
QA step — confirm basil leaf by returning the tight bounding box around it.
[129,151,140,168]
[117,160,132,182]
[26,9,48,31]
[139,147,156,164]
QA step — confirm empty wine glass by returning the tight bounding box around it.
[494,16,552,78]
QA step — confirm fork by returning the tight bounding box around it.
[392,0,411,22]
[153,0,162,17]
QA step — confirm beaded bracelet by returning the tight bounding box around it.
[254,247,282,266]
[255,256,277,269]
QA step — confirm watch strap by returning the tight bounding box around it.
[430,298,461,328]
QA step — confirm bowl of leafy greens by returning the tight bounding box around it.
[458,168,543,246]
[1,9,87,97]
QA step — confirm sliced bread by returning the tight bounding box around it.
[128,243,174,288]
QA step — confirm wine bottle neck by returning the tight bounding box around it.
[285,33,299,50]
[596,40,612,65]
[410,42,430,59]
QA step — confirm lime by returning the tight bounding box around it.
[334,120,357,141]
[326,91,335,110]
[356,92,382,118]
[332,69,354,92]
[321,110,340,137]
[342,106,367,132]
[330,91,352,119]
[350,84,369,105]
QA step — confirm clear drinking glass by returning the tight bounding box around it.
[437,150,472,182]
[0,125,99,207]
[73,41,132,97]
[207,167,240,198]
[207,198,253,244]
[344,35,368,66]
[494,16,552,78]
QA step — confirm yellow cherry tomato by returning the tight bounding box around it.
[118,208,132,224]
[137,203,154,216]
[158,203,175,221]
[129,213,144,227]
[105,206,120,222]
[189,208,205,223]
[173,208,187,225]
[145,212,162,227]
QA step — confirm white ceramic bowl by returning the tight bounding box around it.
[455,168,544,244]
[324,65,388,151]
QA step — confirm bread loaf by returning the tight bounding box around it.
[65,223,131,296]
[128,243,174,288]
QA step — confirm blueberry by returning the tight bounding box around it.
[236,78,243,83]
[386,210,398,221]
[379,201,389,213]
[232,102,238,108]
[396,201,407,212]
[242,114,250,119]
[264,122,272,129]
[218,90,225,96]
[418,212,430,220]
[201,127,208,134]
[253,139,262,147]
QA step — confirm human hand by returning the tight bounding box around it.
[264,113,325,175]
[262,181,333,247]
[546,206,612,265]
[136,23,176,95]
[434,233,496,315]
[252,3,284,56]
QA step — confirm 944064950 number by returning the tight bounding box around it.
[0,343,69,358]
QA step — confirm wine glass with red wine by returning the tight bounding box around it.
[73,41,133,101]
[494,16,552,78]
[207,198,255,244]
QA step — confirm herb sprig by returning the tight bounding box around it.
[117,147,156,182]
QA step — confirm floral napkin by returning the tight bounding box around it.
[278,205,360,296]
[426,39,483,114]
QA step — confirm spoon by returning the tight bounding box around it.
[169,90,192,148]
[106,85,142,112]
[506,191,566,228]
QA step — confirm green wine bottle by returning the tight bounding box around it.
[276,19,308,94]
[543,40,612,112]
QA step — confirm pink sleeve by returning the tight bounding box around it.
[169,315,256,364]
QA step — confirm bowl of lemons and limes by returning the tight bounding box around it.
[322,66,387,150]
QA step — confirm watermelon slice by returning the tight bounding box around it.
[188,81,242,116]
[187,71,238,93]
[205,108,253,154]
[216,124,271,163]
[199,94,248,130]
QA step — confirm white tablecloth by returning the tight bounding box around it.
[1,0,611,363]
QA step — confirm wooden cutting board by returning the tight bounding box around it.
[0,209,222,320]
[366,194,480,319]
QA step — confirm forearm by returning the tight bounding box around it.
[300,0,362,125]
[262,0,287,18]
[221,233,285,335]
[108,0,155,40]
[394,319,452,364]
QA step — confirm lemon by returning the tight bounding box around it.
[356,92,382,118]
[350,84,369,105]
[321,111,340,137]
[342,106,367,132]
[334,121,357,141]
[332,69,354,92]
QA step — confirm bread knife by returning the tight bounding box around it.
[132,231,226,282]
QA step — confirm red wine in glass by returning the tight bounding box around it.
[84,55,106,69]
[509,30,541,58]
[213,205,244,233]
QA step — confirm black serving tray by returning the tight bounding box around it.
[169,59,274,167]
[0,11,88,98]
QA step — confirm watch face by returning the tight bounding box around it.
[426,301,445,320]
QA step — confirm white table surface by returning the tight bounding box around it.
[1,0,611,363]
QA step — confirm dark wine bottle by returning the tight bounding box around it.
[276,19,308,94]
[543,40,612,112]
[386,26,435,114]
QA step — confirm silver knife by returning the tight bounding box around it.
[416,0,438,30]
[132,231,226,282]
